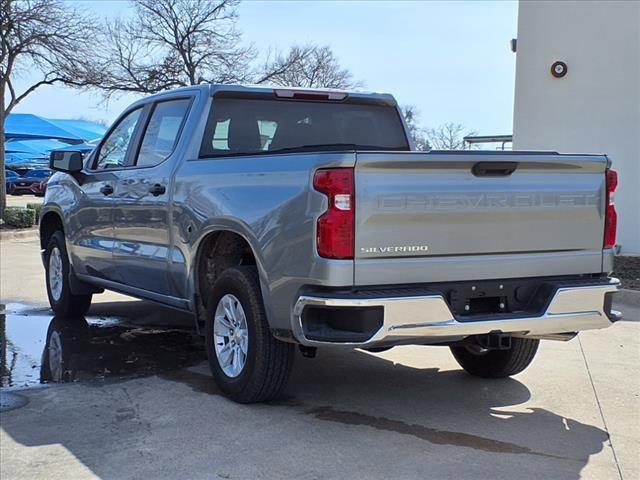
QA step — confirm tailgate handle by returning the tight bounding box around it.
[472,162,518,177]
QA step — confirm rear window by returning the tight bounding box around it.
[200,95,409,157]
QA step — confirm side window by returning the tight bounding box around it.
[209,118,278,152]
[258,120,278,149]
[212,119,230,150]
[136,99,191,167]
[95,108,142,170]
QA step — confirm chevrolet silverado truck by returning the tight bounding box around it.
[41,84,621,403]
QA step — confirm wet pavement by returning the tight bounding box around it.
[1,303,204,391]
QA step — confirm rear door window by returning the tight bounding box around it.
[136,98,191,167]
[200,95,409,157]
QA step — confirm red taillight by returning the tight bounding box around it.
[313,168,354,259]
[604,168,618,249]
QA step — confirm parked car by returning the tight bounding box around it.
[10,168,52,196]
[41,84,621,403]
[38,179,49,195]
[5,169,20,192]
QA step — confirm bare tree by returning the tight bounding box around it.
[88,2,359,95]
[1,0,98,218]
[0,0,362,219]
[85,0,254,97]
[257,44,360,89]
[400,105,430,151]
[426,122,477,150]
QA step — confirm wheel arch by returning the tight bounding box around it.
[191,223,274,331]
[39,209,64,252]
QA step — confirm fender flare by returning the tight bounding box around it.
[188,218,275,327]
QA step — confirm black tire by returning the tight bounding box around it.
[450,337,539,378]
[45,231,92,317]
[204,266,294,403]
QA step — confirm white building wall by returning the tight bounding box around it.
[513,0,640,254]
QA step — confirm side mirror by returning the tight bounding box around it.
[50,151,84,173]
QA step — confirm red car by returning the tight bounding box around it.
[10,168,52,196]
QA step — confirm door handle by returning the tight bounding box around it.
[149,183,166,196]
[100,184,114,196]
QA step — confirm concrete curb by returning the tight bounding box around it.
[0,228,39,242]
[618,288,640,306]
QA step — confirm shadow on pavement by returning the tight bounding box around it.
[1,308,611,479]
[291,348,610,468]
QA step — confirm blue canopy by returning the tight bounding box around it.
[6,138,74,154]
[5,151,46,166]
[5,113,107,142]
[6,151,34,161]
[48,119,107,143]
[53,142,96,153]
[4,114,107,167]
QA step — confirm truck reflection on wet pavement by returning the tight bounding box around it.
[0,305,204,389]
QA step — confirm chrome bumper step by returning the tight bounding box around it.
[292,278,620,347]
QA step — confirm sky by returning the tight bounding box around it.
[11,0,518,135]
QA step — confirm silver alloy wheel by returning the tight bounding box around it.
[48,330,64,382]
[48,247,64,301]
[213,294,249,378]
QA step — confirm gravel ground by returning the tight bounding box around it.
[614,255,640,290]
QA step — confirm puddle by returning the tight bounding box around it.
[0,305,205,389]
[0,391,29,412]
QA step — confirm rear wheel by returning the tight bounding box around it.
[450,337,539,378]
[45,231,92,317]
[204,266,294,403]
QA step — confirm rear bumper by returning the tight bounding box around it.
[291,277,621,347]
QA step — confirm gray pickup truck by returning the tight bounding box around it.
[41,84,620,403]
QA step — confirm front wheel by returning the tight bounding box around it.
[45,231,92,317]
[450,337,539,378]
[205,266,294,403]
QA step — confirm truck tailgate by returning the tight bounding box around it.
[354,152,608,285]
